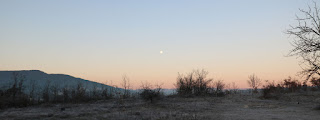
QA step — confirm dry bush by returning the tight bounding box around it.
[231,82,239,94]
[50,83,60,103]
[102,80,117,99]
[121,75,131,99]
[175,69,213,96]
[0,72,30,108]
[247,74,262,93]
[139,82,163,103]
[62,87,70,102]
[261,80,284,99]
[283,76,302,92]
[310,77,320,90]
[72,82,88,102]
[90,84,99,100]
[193,69,213,96]
[42,79,51,103]
[176,72,194,96]
[213,80,225,92]
[212,80,226,97]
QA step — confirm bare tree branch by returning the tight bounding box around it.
[287,2,320,80]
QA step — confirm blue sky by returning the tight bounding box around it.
[0,0,314,88]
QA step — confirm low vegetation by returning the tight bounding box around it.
[0,72,121,109]
[260,76,320,100]
[0,69,228,109]
[175,69,227,97]
[139,82,163,103]
[2,68,320,111]
[247,74,262,94]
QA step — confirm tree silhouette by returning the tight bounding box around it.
[175,69,213,96]
[287,2,320,80]
[121,75,131,98]
[247,74,262,93]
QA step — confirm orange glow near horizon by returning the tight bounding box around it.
[1,55,301,89]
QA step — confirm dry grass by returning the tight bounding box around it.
[1,92,320,120]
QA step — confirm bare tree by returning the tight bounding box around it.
[42,79,51,102]
[75,82,87,102]
[50,83,60,102]
[6,72,26,106]
[231,82,239,94]
[287,2,320,80]
[247,74,262,93]
[91,84,99,100]
[121,75,131,98]
[17,73,25,94]
[62,86,70,102]
[213,80,225,92]
[101,80,115,99]
[29,79,37,103]
[9,72,19,102]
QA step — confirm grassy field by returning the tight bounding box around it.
[1,92,320,120]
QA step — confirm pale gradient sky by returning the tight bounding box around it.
[0,0,313,89]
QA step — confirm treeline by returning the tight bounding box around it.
[0,72,168,109]
[252,75,320,99]
[0,69,232,109]
[5,69,320,109]
[0,72,121,109]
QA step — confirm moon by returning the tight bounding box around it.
[160,51,163,54]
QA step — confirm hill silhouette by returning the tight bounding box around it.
[0,70,119,94]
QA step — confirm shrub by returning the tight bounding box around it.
[0,72,32,109]
[139,82,162,103]
[72,82,88,102]
[175,69,213,96]
[213,80,225,94]
[310,77,320,90]
[283,77,302,92]
[101,87,113,99]
[261,80,283,99]
[216,91,225,97]
[140,89,161,103]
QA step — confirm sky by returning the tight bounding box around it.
[0,0,315,89]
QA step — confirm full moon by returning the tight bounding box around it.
[160,51,163,54]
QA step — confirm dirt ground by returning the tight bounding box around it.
[1,92,320,120]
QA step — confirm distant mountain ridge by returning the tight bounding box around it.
[0,70,118,93]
